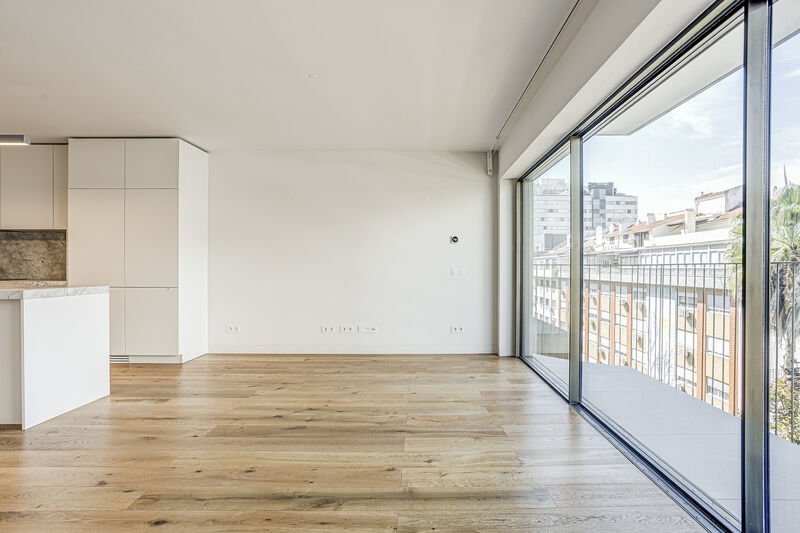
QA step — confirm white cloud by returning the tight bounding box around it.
[668,100,715,138]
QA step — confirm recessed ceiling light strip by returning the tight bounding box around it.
[0,134,31,146]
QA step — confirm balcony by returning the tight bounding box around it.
[527,356,800,530]
[523,261,800,529]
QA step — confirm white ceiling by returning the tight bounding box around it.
[0,0,575,152]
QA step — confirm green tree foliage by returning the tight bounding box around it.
[727,184,800,443]
[770,378,800,445]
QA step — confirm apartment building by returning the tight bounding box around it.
[530,178,638,251]
[529,188,743,415]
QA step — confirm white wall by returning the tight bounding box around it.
[497,177,516,356]
[209,151,496,354]
[494,0,710,357]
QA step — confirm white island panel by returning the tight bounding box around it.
[20,292,110,429]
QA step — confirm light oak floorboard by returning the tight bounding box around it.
[0,353,701,531]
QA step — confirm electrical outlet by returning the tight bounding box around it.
[226,325,240,334]
[451,267,466,278]
[340,325,355,334]
[321,325,338,334]
[450,325,465,333]
[358,325,378,334]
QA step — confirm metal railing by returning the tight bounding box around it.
[769,262,800,444]
[526,260,800,444]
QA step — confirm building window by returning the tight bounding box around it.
[705,377,730,402]
[706,336,730,359]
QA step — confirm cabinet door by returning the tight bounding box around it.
[124,189,178,287]
[53,145,68,229]
[109,288,125,356]
[124,287,178,356]
[67,189,125,286]
[125,139,179,188]
[68,139,124,188]
[0,145,54,229]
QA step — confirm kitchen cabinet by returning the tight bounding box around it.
[124,287,179,356]
[67,188,125,287]
[0,145,54,229]
[53,146,68,229]
[68,139,124,188]
[67,138,207,363]
[124,189,178,287]
[109,288,125,356]
[125,139,179,188]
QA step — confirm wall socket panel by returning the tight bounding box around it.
[451,267,466,278]
[226,325,240,334]
[321,325,374,334]
[450,325,465,333]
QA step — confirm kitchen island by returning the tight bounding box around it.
[0,285,109,429]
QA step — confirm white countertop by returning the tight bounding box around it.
[0,285,109,300]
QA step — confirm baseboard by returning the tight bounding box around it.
[207,343,497,355]
[127,355,182,364]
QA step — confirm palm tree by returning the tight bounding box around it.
[727,183,800,375]
[728,183,800,443]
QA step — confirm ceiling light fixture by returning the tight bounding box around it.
[0,134,31,146]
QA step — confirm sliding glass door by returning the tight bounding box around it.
[520,149,571,394]
[768,0,800,529]
[517,2,800,529]
[580,12,745,524]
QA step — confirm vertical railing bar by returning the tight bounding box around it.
[768,263,781,435]
[657,263,661,382]
[635,260,639,370]
[736,262,741,416]
[714,263,719,408]
[704,263,708,405]
[651,263,654,376]
[691,262,700,397]
[660,262,665,383]
[646,261,648,373]
[775,264,779,433]
[674,262,678,390]
[644,261,646,372]
[742,1,771,530]
[792,262,797,443]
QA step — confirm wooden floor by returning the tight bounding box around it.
[0,354,702,532]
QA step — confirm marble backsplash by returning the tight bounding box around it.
[0,230,67,281]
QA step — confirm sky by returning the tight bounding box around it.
[536,25,800,221]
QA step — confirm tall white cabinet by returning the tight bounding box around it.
[67,138,208,363]
[0,144,68,230]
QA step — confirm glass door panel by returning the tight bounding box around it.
[520,151,570,392]
[580,15,745,526]
[769,1,800,529]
